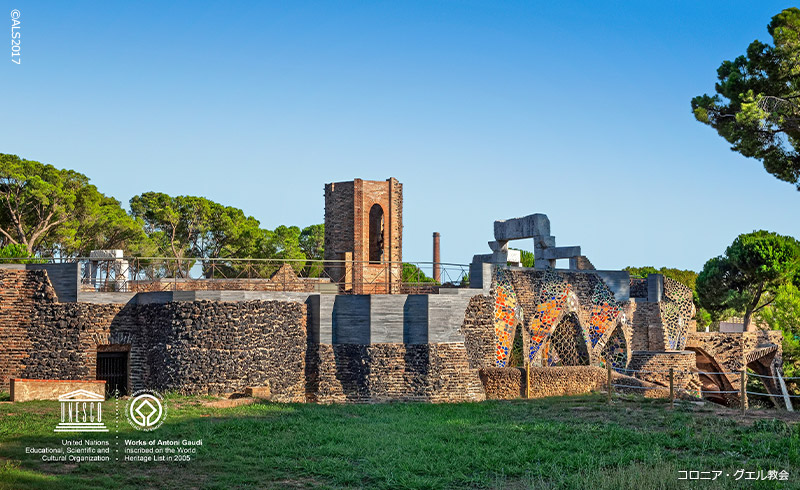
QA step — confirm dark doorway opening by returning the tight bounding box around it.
[368,203,385,263]
[97,352,128,397]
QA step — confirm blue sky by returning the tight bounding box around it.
[3,1,798,271]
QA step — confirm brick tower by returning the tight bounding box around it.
[324,178,403,294]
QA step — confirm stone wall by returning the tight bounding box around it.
[147,301,307,400]
[458,294,495,369]
[306,343,484,403]
[479,366,609,399]
[0,269,307,400]
[629,278,647,298]
[479,366,680,400]
[0,269,58,386]
[627,350,698,390]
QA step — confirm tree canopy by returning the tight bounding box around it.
[757,283,800,381]
[0,154,151,256]
[692,8,800,190]
[624,266,698,291]
[697,230,800,331]
[129,192,267,276]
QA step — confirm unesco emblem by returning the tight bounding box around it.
[126,390,167,431]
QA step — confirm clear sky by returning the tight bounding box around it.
[3,1,798,271]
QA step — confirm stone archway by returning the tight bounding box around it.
[598,323,630,370]
[540,312,591,367]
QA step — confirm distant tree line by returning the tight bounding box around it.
[0,154,440,283]
[0,154,324,275]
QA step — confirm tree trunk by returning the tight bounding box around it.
[744,282,765,332]
[743,308,756,332]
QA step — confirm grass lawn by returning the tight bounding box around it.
[0,392,798,489]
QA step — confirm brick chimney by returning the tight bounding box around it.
[432,232,441,283]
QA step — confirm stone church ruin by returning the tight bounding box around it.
[0,178,789,408]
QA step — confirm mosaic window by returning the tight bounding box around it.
[492,268,631,370]
[587,283,623,348]
[661,278,695,350]
[493,269,519,367]
[525,270,575,363]
[599,324,627,370]
[541,313,590,367]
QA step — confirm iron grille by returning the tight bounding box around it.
[96,352,128,397]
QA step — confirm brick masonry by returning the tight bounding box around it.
[324,178,403,294]
[479,366,682,400]
[686,331,784,405]
[627,350,699,390]
[0,269,58,385]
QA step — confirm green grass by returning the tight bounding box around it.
[0,394,798,489]
[0,393,8,403]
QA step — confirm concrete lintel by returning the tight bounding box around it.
[494,214,550,241]
[541,246,581,260]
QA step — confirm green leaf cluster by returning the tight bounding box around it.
[697,230,800,330]
[0,243,42,263]
[129,192,325,278]
[757,284,800,386]
[402,263,437,284]
[691,8,800,190]
[0,154,153,256]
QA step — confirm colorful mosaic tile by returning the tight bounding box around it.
[493,269,518,367]
[493,268,631,370]
[588,283,623,347]
[525,270,574,363]
[661,278,695,350]
[599,325,627,369]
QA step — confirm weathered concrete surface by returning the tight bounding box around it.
[494,214,550,241]
[308,291,482,345]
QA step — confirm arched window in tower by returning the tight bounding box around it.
[369,204,384,263]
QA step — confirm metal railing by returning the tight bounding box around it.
[0,256,470,294]
[607,366,799,411]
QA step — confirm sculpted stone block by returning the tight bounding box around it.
[494,214,550,241]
